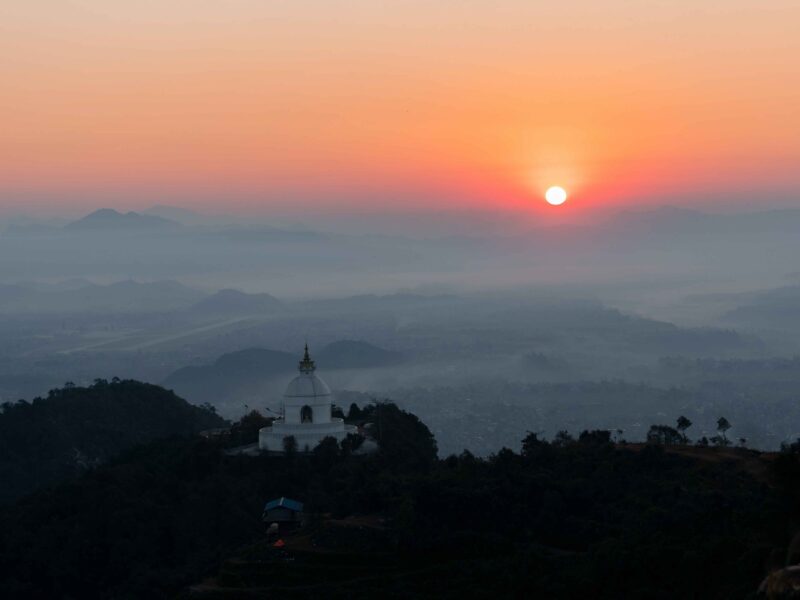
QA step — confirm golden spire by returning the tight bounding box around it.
[298,343,316,373]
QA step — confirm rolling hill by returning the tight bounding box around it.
[162,341,403,407]
[0,379,224,504]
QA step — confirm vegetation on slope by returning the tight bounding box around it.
[1,396,797,599]
[0,379,224,504]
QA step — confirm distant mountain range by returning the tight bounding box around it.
[143,205,207,224]
[0,280,288,315]
[5,205,800,240]
[190,289,284,316]
[4,205,800,303]
[65,208,180,231]
[721,285,800,330]
[608,206,800,235]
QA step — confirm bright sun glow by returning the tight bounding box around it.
[545,186,568,206]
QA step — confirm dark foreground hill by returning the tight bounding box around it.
[1,397,799,599]
[0,380,225,504]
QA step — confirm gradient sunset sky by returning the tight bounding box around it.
[3,1,799,217]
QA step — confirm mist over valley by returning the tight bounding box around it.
[3,206,800,456]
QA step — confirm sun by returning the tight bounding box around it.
[545,186,567,206]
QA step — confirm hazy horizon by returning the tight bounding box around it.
[4,1,800,219]
[3,0,800,454]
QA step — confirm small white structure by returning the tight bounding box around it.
[259,345,357,453]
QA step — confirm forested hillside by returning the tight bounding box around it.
[0,379,224,503]
[1,399,798,598]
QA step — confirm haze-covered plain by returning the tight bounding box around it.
[2,205,800,454]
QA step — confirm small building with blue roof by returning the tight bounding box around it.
[262,497,304,530]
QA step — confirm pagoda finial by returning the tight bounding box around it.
[298,343,315,373]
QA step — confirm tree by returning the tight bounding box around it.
[717,417,731,445]
[552,430,575,447]
[521,431,548,458]
[366,402,437,469]
[578,430,612,445]
[676,416,692,444]
[228,410,270,446]
[347,403,363,422]
[282,435,298,456]
[312,436,340,470]
[647,425,682,446]
[340,432,365,456]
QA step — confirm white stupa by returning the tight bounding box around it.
[258,344,357,453]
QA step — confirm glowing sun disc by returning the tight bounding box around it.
[545,186,568,206]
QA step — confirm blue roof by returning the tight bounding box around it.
[264,497,304,512]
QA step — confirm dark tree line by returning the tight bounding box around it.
[646,415,739,447]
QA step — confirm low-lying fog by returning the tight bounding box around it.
[2,205,800,454]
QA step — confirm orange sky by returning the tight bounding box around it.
[2,1,799,216]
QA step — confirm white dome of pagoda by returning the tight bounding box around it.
[258,344,357,453]
[284,373,331,399]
